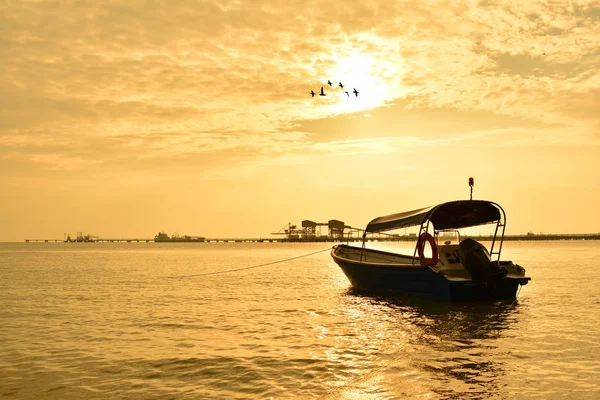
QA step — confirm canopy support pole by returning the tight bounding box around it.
[489,202,507,261]
[360,232,367,261]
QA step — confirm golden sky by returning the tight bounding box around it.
[1,0,599,241]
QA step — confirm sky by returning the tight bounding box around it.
[1,0,599,241]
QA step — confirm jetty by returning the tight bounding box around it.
[23,223,600,243]
[24,233,600,243]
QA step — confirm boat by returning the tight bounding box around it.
[331,200,530,301]
[154,232,206,242]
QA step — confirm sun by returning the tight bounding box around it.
[326,52,397,114]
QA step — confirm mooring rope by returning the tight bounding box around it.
[166,247,332,279]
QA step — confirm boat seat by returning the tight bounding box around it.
[437,244,472,278]
[438,244,463,268]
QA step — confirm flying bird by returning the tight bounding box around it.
[327,80,333,86]
[339,82,344,89]
[310,90,315,97]
[353,88,359,97]
[319,87,326,96]
[344,91,349,97]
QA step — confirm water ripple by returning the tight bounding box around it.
[1,242,600,398]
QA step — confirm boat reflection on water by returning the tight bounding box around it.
[335,288,524,399]
[345,286,521,335]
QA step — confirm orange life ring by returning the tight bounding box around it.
[417,232,439,268]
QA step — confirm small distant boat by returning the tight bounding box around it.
[331,200,530,301]
[154,232,205,242]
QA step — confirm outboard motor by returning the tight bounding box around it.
[458,238,507,283]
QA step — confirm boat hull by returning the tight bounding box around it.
[332,245,524,302]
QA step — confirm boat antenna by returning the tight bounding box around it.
[469,177,474,200]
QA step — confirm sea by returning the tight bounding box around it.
[1,240,599,399]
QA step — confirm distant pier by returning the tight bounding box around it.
[25,238,153,243]
[25,237,365,243]
[24,233,600,243]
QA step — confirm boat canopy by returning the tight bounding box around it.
[365,200,502,233]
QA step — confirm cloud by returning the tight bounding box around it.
[0,0,598,177]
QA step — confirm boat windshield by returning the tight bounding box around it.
[439,230,460,245]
